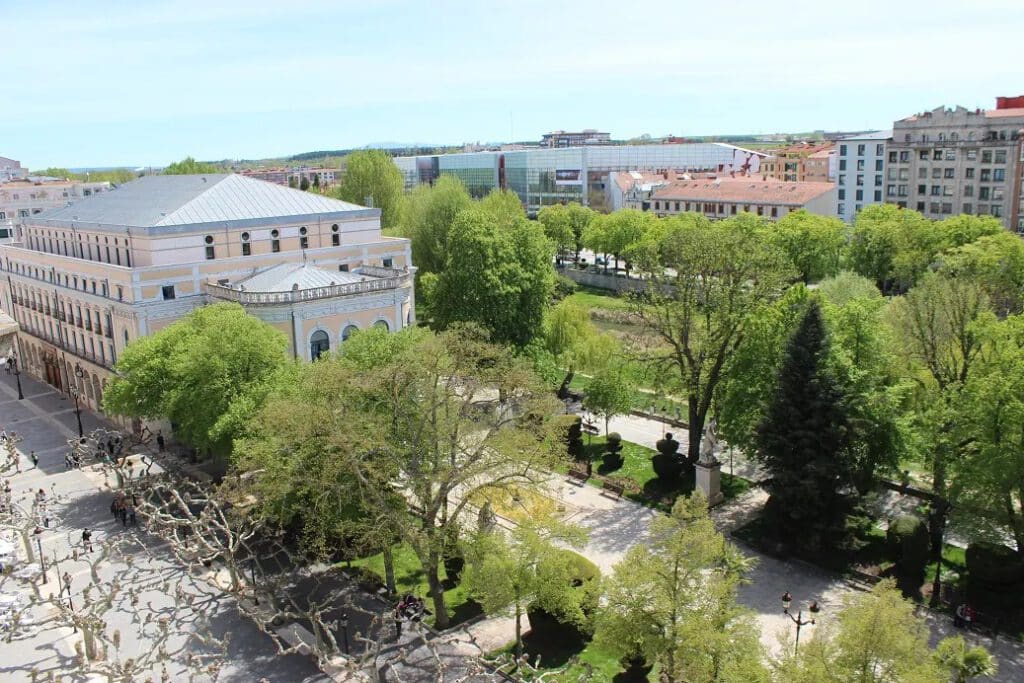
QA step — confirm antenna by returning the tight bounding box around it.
[510,110,514,143]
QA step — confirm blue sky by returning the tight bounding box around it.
[4,0,1023,168]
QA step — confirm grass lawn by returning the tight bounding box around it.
[568,373,687,415]
[564,286,632,312]
[572,435,752,511]
[349,542,482,627]
[492,636,656,681]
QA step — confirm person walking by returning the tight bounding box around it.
[119,504,128,528]
[81,527,93,552]
[127,504,137,527]
[156,431,165,452]
[29,451,38,469]
[62,571,72,597]
[65,452,73,470]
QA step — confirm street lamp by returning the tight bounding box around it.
[781,591,819,653]
[9,354,23,400]
[34,527,46,584]
[340,612,350,654]
[70,365,85,438]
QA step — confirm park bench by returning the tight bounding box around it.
[600,479,625,500]
[567,465,590,486]
[582,422,599,436]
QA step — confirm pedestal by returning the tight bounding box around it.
[695,460,724,507]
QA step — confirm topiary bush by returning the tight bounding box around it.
[652,432,683,481]
[966,542,1024,589]
[603,432,624,470]
[527,550,601,646]
[886,514,929,597]
[566,415,584,460]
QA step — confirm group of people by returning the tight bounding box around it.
[393,594,426,637]
[954,602,977,628]
[109,492,138,529]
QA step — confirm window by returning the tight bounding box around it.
[930,185,941,196]
[965,168,975,179]
[876,144,885,155]
[838,189,846,200]
[875,160,883,171]
[994,150,1007,164]
[382,257,393,268]
[982,150,993,163]
[856,175,864,186]
[979,187,990,200]
[339,263,349,272]
[874,190,882,202]
[941,203,952,214]
[919,150,929,160]
[992,205,1002,218]
[838,204,845,215]
[161,285,175,300]
[838,174,845,186]
[299,236,309,249]
[874,175,882,187]
[945,149,956,161]
[242,243,251,256]
[899,151,910,162]
[992,187,1005,201]
[993,169,1005,182]
[856,160,865,171]
[840,145,847,156]
[887,184,896,196]
[888,151,897,163]
[944,168,955,178]
[770,207,778,218]
[918,168,927,179]
[342,324,358,341]
[964,185,973,197]
[898,169,909,180]
[857,144,865,156]
[888,168,898,180]
[966,149,977,160]
[331,224,340,246]
[898,185,908,197]
[856,190,863,201]
[373,320,390,331]
[855,204,862,213]
[204,235,215,260]
[932,168,942,179]
[963,203,973,214]
[310,330,330,361]
[933,150,943,161]
[839,160,847,171]
[981,169,991,182]
[943,186,953,197]
[930,202,941,213]
[299,226,308,236]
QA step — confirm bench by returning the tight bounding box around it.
[567,467,590,486]
[582,422,599,436]
[601,479,625,499]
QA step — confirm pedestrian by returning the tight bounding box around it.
[109,496,119,520]
[29,451,38,468]
[394,606,403,639]
[0,429,7,442]
[64,453,72,470]
[119,504,128,528]
[106,439,114,456]
[81,527,93,552]
[127,504,137,527]
[156,431,165,452]
[62,571,72,596]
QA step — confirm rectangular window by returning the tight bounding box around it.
[770,207,778,218]
[917,184,927,194]
[898,185,908,197]
[982,150,993,163]
[963,203,972,214]
[979,187,990,200]
[992,187,1005,201]
[899,151,910,162]
[876,144,885,155]
[886,184,896,196]
[874,175,882,187]
[981,169,991,182]
[383,257,394,268]
[965,168,975,178]
[994,150,1007,164]
[933,150,943,160]
[338,264,349,272]
[945,149,956,161]
[917,168,927,179]
[856,189,864,201]
[331,234,340,246]
[857,144,865,156]
[838,174,845,186]
[856,174,864,186]
[838,189,845,200]
[161,285,175,300]
[944,168,955,178]
[874,190,882,202]
[205,246,215,260]
[888,151,897,163]
[241,242,251,256]
[299,236,309,249]
[964,185,973,197]
[932,168,942,179]
[930,202,941,213]
[992,205,1003,217]
[887,168,898,180]
[271,239,280,253]
[967,149,977,161]
[837,204,845,215]
[839,159,847,171]
[993,168,1005,182]
[875,160,883,171]
[941,203,952,214]
[840,144,847,156]
[919,150,929,160]
[898,169,909,180]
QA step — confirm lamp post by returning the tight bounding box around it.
[9,354,23,400]
[70,365,85,438]
[340,612,350,654]
[781,591,819,653]
[34,528,46,584]
[251,559,259,606]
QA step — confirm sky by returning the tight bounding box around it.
[3,0,1023,168]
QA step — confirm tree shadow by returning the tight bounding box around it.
[448,598,483,624]
[517,629,588,669]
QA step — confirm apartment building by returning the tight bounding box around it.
[835,131,891,222]
[0,157,27,181]
[644,177,837,220]
[887,99,1024,230]
[0,174,414,414]
[759,143,835,182]
[0,179,111,240]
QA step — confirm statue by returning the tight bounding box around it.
[699,418,719,464]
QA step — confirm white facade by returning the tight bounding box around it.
[0,179,112,241]
[835,131,891,222]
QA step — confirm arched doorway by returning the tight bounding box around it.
[310,330,330,361]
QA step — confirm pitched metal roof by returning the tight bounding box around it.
[35,174,370,228]
[233,263,370,292]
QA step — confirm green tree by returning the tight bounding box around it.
[163,156,222,174]
[103,303,290,456]
[463,518,588,659]
[582,362,635,435]
[431,200,554,348]
[542,299,618,398]
[336,326,565,628]
[564,202,596,261]
[537,204,575,257]
[333,149,404,228]
[940,231,1024,317]
[398,175,472,275]
[595,493,768,683]
[781,579,945,683]
[581,214,611,271]
[299,176,310,191]
[848,204,935,293]
[933,636,998,683]
[770,209,847,283]
[756,301,852,548]
[629,214,795,463]
[601,209,657,274]
[31,167,76,179]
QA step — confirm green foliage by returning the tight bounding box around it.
[333,149,404,228]
[431,197,554,348]
[595,493,768,682]
[756,302,852,549]
[817,271,884,306]
[781,579,945,683]
[886,514,930,597]
[103,303,290,456]
[537,204,576,255]
[940,231,1024,317]
[31,167,76,179]
[163,156,222,175]
[965,542,1024,587]
[933,636,998,683]
[770,209,848,283]
[398,175,472,275]
[583,364,635,435]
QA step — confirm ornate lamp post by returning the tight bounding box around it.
[340,612,350,654]
[70,365,85,438]
[781,591,820,653]
[9,353,23,400]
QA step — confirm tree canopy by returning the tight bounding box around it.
[163,157,223,175]
[333,149,404,228]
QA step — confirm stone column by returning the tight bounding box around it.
[695,459,724,507]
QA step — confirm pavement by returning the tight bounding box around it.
[0,371,330,683]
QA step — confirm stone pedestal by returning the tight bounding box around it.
[695,459,724,507]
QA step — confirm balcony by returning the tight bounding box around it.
[205,266,413,306]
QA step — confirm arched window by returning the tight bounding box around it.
[342,324,358,342]
[373,320,390,331]
[310,330,330,360]
[92,374,102,405]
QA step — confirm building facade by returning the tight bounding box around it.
[0,174,414,414]
[644,178,837,221]
[0,157,27,182]
[394,144,765,215]
[541,130,611,147]
[0,179,111,240]
[835,131,891,222]
[887,101,1024,230]
[759,143,835,182]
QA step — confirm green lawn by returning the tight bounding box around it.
[349,543,482,627]
[564,286,632,312]
[492,637,656,681]
[573,434,752,511]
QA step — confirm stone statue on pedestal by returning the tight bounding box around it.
[696,418,724,507]
[699,418,719,465]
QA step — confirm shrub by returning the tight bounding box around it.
[566,415,584,459]
[603,432,624,470]
[652,433,683,481]
[966,542,1024,589]
[527,550,601,644]
[553,274,579,300]
[886,514,929,597]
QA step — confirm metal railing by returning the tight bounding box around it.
[205,268,411,305]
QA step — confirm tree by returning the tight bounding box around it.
[332,326,565,628]
[933,635,998,683]
[770,209,847,283]
[756,302,852,549]
[848,204,935,293]
[582,362,635,435]
[299,176,310,191]
[463,518,588,660]
[103,303,291,457]
[398,174,472,275]
[940,231,1024,317]
[629,214,795,463]
[601,209,656,274]
[564,202,596,261]
[542,299,617,398]
[581,214,611,271]
[333,150,404,229]
[537,204,575,258]
[431,200,554,348]
[595,493,768,683]
[162,156,222,174]
[781,579,946,683]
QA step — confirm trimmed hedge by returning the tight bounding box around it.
[886,514,929,597]
[966,542,1024,588]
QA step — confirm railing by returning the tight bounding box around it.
[18,325,114,370]
[205,268,412,305]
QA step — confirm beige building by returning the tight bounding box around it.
[760,142,835,182]
[888,99,1024,230]
[644,177,837,220]
[0,178,111,240]
[0,173,414,414]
